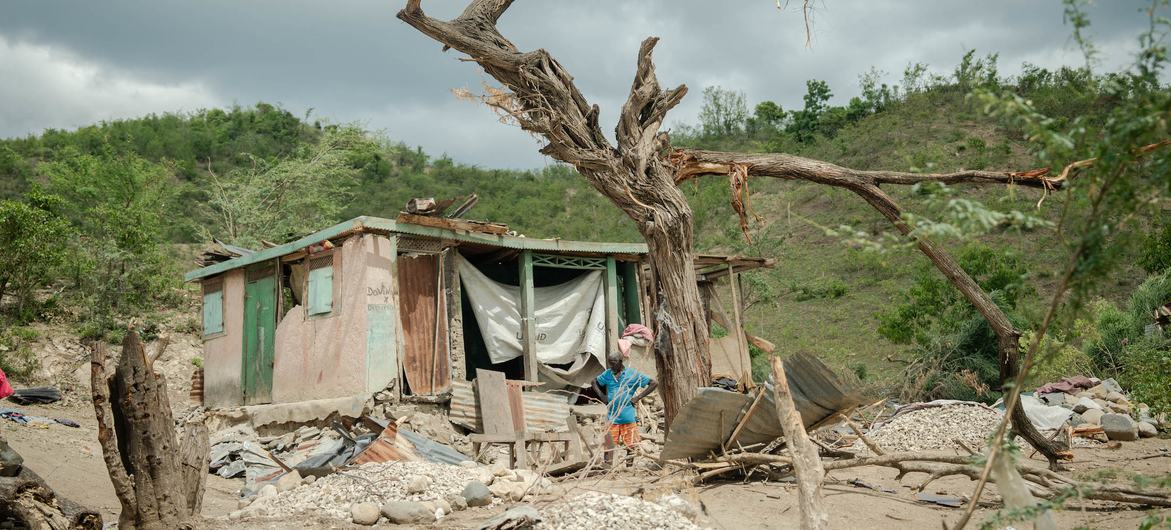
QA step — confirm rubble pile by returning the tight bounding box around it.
[862,403,1002,453]
[539,492,701,530]
[1033,377,1163,441]
[245,461,478,519]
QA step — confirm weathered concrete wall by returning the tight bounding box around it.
[203,269,245,408]
[364,235,398,394]
[272,235,369,403]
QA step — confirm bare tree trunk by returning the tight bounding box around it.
[90,332,207,530]
[770,357,827,530]
[397,2,709,423]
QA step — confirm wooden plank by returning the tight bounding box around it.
[723,387,767,451]
[476,369,512,436]
[727,267,753,388]
[605,256,619,356]
[519,251,538,382]
[397,212,509,235]
[506,381,527,434]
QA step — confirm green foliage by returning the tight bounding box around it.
[787,80,832,143]
[0,190,72,321]
[1140,222,1171,274]
[698,86,749,137]
[203,125,373,247]
[788,277,848,301]
[0,326,40,381]
[1119,337,1171,415]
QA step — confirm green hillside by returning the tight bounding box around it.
[1,51,1167,406]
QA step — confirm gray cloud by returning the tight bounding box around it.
[0,0,1155,168]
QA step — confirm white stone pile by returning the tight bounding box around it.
[539,492,701,530]
[861,403,1002,453]
[241,461,478,520]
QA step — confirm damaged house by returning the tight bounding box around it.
[186,212,773,410]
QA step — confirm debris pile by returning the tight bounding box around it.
[1032,376,1163,441]
[539,492,701,530]
[860,402,1002,453]
[243,461,476,520]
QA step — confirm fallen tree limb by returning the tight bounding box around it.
[771,356,827,530]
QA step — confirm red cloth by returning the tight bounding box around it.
[621,324,654,343]
[0,369,13,400]
[1035,375,1096,395]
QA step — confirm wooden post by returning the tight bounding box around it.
[519,250,538,381]
[728,267,752,386]
[605,256,620,356]
[770,356,827,530]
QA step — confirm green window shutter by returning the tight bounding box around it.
[203,291,224,335]
[308,265,334,315]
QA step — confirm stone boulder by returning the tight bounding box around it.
[1105,390,1126,403]
[1101,413,1139,441]
[446,493,468,511]
[462,480,493,507]
[381,501,437,524]
[1138,421,1158,438]
[1073,397,1101,414]
[1080,408,1104,425]
[351,502,380,526]
[406,474,432,494]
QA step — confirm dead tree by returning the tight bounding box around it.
[90,331,209,530]
[0,466,102,529]
[395,0,1065,465]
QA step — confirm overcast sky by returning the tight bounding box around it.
[0,1,1155,169]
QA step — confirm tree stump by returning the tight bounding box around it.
[90,331,209,530]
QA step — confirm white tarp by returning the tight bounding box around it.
[457,255,606,387]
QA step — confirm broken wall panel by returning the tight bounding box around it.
[397,253,450,395]
[365,235,398,394]
[271,235,369,403]
[203,269,246,408]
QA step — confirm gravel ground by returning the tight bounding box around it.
[539,492,700,530]
[249,461,478,519]
[860,404,1003,453]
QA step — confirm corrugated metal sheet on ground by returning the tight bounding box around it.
[351,422,470,466]
[661,352,862,460]
[449,380,571,433]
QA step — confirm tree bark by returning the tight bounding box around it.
[770,357,827,530]
[0,465,102,529]
[90,332,206,530]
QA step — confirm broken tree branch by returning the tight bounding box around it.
[771,356,827,530]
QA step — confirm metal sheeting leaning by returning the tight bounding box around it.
[448,380,571,433]
[661,352,862,460]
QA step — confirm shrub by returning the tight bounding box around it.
[1118,338,1171,415]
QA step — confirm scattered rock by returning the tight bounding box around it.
[1073,397,1101,414]
[1064,393,1081,406]
[1102,413,1139,441]
[301,475,316,485]
[1038,392,1066,406]
[481,505,541,529]
[258,484,278,499]
[276,470,302,493]
[446,493,468,511]
[1080,409,1104,425]
[1087,384,1109,399]
[658,494,701,522]
[859,404,1002,453]
[488,481,514,499]
[237,497,253,510]
[542,492,698,529]
[462,480,493,507]
[1105,391,1126,403]
[1138,421,1158,438]
[406,474,432,494]
[1093,398,1111,410]
[435,498,452,516]
[381,500,436,524]
[350,502,380,526]
[1100,378,1124,394]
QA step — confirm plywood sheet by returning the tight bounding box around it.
[476,369,512,435]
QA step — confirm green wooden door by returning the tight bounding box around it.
[243,273,276,404]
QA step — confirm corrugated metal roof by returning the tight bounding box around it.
[661,352,862,460]
[448,380,571,433]
[186,216,648,281]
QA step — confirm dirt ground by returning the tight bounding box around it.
[3,394,1168,529]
